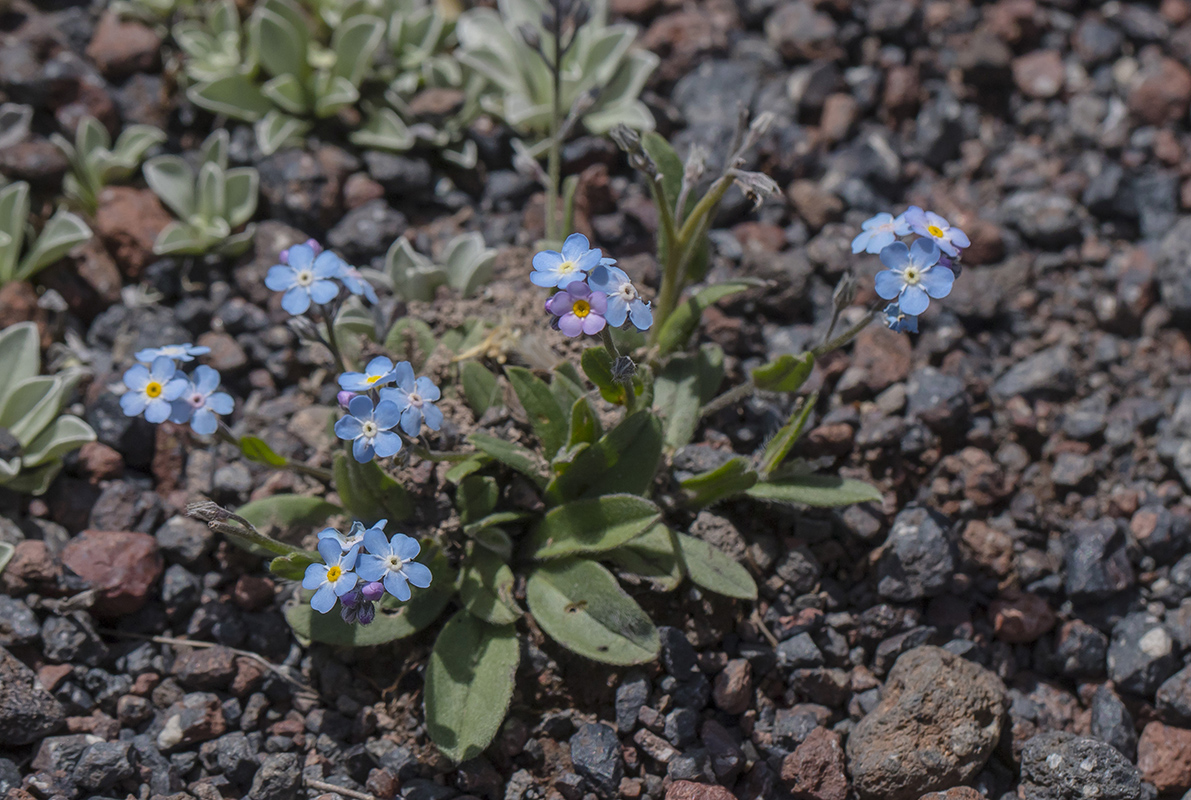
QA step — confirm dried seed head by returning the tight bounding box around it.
[732,170,781,209]
[832,271,857,312]
[612,355,637,381]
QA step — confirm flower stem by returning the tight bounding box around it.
[319,303,348,374]
[810,309,879,359]
[545,14,564,243]
[699,378,755,419]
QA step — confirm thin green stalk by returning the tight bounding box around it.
[545,22,564,243]
[699,378,755,419]
[216,424,334,483]
[319,303,348,374]
[810,309,879,359]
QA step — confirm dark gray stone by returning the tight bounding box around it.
[1002,191,1082,248]
[1108,613,1179,697]
[777,632,824,669]
[0,646,65,745]
[1090,685,1137,760]
[363,150,432,195]
[569,723,624,797]
[658,626,698,678]
[1157,664,1191,726]
[1062,519,1134,603]
[664,707,699,747]
[990,346,1075,401]
[1019,732,1142,800]
[0,595,40,646]
[876,507,956,602]
[73,741,135,792]
[326,199,407,261]
[615,672,649,733]
[248,752,300,800]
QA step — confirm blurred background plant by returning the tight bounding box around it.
[0,181,92,287]
[52,115,166,216]
[378,231,496,302]
[0,323,96,496]
[142,129,259,256]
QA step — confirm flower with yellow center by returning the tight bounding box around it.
[120,355,188,424]
[303,538,360,614]
[531,233,605,288]
[903,206,970,257]
[338,356,400,392]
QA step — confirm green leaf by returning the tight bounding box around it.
[468,432,546,487]
[18,209,92,281]
[0,322,40,410]
[654,343,723,450]
[580,347,623,404]
[505,366,567,459]
[239,435,288,467]
[758,393,816,478]
[255,6,307,79]
[332,13,386,86]
[681,457,758,509]
[19,414,95,469]
[4,372,81,446]
[143,155,195,219]
[236,494,341,531]
[471,526,514,561]
[545,410,662,504]
[460,360,499,417]
[223,168,259,228]
[349,107,416,152]
[567,397,600,448]
[384,317,437,371]
[261,73,309,115]
[746,475,882,508]
[459,548,520,625]
[153,221,212,256]
[655,281,758,356]
[641,131,681,212]
[526,558,659,665]
[456,475,498,524]
[0,182,31,282]
[187,75,273,122]
[0,541,13,575]
[527,494,659,560]
[751,352,815,393]
[196,162,226,223]
[333,452,414,522]
[255,110,309,156]
[425,610,520,762]
[288,540,454,645]
[674,532,757,600]
[605,524,682,591]
[268,550,321,581]
[445,454,489,484]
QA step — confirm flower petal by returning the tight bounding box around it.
[899,284,931,315]
[373,399,401,430]
[545,291,573,316]
[288,244,314,270]
[384,571,411,601]
[120,392,148,417]
[402,561,433,588]
[561,233,590,261]
[373,430,403,458]
[919,265,955,299]
[312,251,342,278]
[357,554,386,582]
[909,238,941,268]
[144,397,172,423]
[366,356,394,377]
[207,393,234,415]
[309,279,340,305]
[303,563,328,590]
[162,378,190,401]
[587,291,607,315]
[873,270,903,300]
[352,436,375,463]
[265,264,295,291]
[169,399,195,424]
[122,364,151,392]
[604,297,629,327]
[851,230,873,254]
[281,286,311,315]
[363,528,391,557]
[193,365,220,395]
[191,408,218,435]
[149,356,176,383]
[581,313,606,335]
[398,405,423,437]
[332,571,359,596]
[335,414,364,440]
[393,361,415,392]
[311,583,337,613]
[348,394,375,420]
[318,538,344,564]
[948,227,971,248]
[421,402,443,431]
[414,377,440,401]
[878,241,910,271]
[394,534,420,560]
[629,300,653,331]
[532,250,564,272]
[558,313,584,337]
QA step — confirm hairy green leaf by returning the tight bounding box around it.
[674,532,756,600]
[505,366,567,459]
[468,432,547,487]
[237,494,341,532]
[681,457,758,509]
[746,475,882,507]
[605,523,682,591]
[527,494,659,560]
[460,360,499,417]
[545,410,662,504]
[654,343,723,450]
[751,351,815,393]
[333,451,413,522]
[459,548,520,625]
[758,393,816,478]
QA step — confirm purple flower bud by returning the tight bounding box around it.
[361,581,385,602]
[304,238,323,256]
[337,390,356,408]
[278,248,289,265]
[340,603,360,624]
[340,589,361,608]
[357,601,376,625]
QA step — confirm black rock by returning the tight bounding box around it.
[774,545,822,594]
[1107,613,1179,697]
[876,506,957,602]
[32,734,95,774]
[1018,732,1142,800]
[664,707,699,747]
[1157,218,1191,322]
[155,515,215,568]
[85,392,156,470]
[1002,191,1082,249]
[667,747,716,783]
[326,199,407,261]
[569,723,624,797]
[1132,505,1191,563]
[73,741,136,792]
[658,626,698,678]
[215,731,259,786]
[776,633,824,669]
[1090,685,1137,760]
[1073,16,1124,64]
[363,150,433,195]
[0,595,40,646]
[615,672,649,733]
[161,563,202,617]
[0,757,19,794]
[249,752,301,800]
[256,148,337,232]
[1062,519,1134,603]
[41,614,109,666]
[905,367,967,427]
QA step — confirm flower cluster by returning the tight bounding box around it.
[334,358,442,463]
[120,345,233,435]
[531,234,653,337]
[303,520,433,622]
[854,207,969,333]
[266,240,377,316]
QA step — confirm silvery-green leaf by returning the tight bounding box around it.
[153,221,212,255]
[75,115,111,162]
[201,129,230,170]
[441,140,478,169]
[583,99,655,135]
[313,75,359,116]
[143,155,196,218]
[0,103,32,150]
[108,124,167,173]
[349,108,416,151]
[254,6,307,80]
[0,461,62,496]
[209,0,239,36]
[331,13,386,86]
[20,414,95,469]
[218,224,256,256]
[0,323,40,408]
[2,374,73,444]
[188,75,273,122]
[254,111,309,156]
[0,181,31,282]
[0,541,13,573]
[17,209,92,281]
[196,161,226,224]
[261,73,310,115]
[223,168,259,228]
[574,25,634,90]
[0,458,20,479]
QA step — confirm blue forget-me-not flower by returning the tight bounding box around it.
[338,357,399,392]
[874,238,953,316]
[851,212,912,255]
[379,362,442,437]
[530,233,604,288]
[883,303,919,334]
[168,365,233,435]
[357,529,433,601]
[335,395,404,462]
[121,356,189,423]
[265,243,343,315]
[302,538,360,613]
[318,521,369,554]
[135,344,211,363]
[587,264,653,331]
[903,206,970,257]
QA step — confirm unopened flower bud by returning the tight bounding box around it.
[518,23,541,50]
[337,390,356,408]
[732,170,780,209]
[832,271,857,312]
[357,601,376,625]
[361,581,385,602]
[612,355,636,381]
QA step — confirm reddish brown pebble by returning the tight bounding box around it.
[93,187,173,279]
[233,574,275,611]
[365,767,399,799]
[231,657,268,697]
[665,780,737,800]
[86,11,162,78]
[77,442,124,483]
[1011,50,1064,99]
[5,540,62,591]
[918,789,983,800]
[713,659,753,715]
[172,646,238,691]
[780,726,849,800]
[1129,58,1191,126]
[1138,721,1191,794]
[989,592,1056,643]
[61,530,163,617]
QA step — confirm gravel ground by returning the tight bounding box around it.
[6,0,1191,799]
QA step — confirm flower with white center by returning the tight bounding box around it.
[302,538,360,613]
[357,529,432,601]
[883,303,918,334]
[587,264,653,330]
[530,233,604,288]
[903,206,970,257]
[336,260,379,305]
[265,243,342,315]
[120,356,189,423]
[135,343,211,363]
[334,395,404,463]
[874,239,953,316]
[379,361,442,437]
[851,212,912,255]
[317,520,372,554]
[338,357,399,392]
[168,365,234,435]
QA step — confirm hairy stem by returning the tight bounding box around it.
[810,309,879,360]
[699,378,755,419]
[545,17,564,243]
